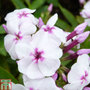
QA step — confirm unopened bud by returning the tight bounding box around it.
[67,22,87,41]
[2,24,8,33]
[48,4,53,13]
[38,17,44,28]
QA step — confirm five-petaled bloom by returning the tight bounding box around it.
[16,32,62,79]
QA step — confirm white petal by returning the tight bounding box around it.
[63,83,82,90]
[17,56,32,74]
[77,54,89,67]
[15,43,32,59]
[12,82,26,90]
[20,35,31,44]
[6,20,19,34]
[84,1,90,9]
[53,26,66,44]
[20,22,36,35]
[4,34,18,60]
[9,43,18,60]
[68,63,88,83]
[38,58,60,76]
[85,19,90,26]
[20,8,36,13]
[4,34,16,51]
[5,11,17,21]
[44,47,63,59]
[26,62,44,79]
[47,13,58,27]
[24,77,59,90]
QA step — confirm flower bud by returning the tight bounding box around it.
[52,73,58,81]
[67,22,87,41]
[48,4,53,13]
[2,24,8,33]
[38,17,44,28]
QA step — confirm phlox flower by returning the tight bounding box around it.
[36,13,66,46]
[5,8,38,35]
[64,54,90,90]
[15,33,62,79]
[4,34,31,60]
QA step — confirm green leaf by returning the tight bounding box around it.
[34,6,48,18]
[46,0,59,6]
[58,4,78,27]
[0,66,18,83]
[30,0,46,9]
[55,19,71,31]
[0,35,7,56]
[76,16,84,24]
[0,25,6,34]
[81,36,90,49]
[11,0,26,9]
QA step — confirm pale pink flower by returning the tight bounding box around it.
[4,34,31,60]
[64,54,90,90]
[36,13,66,46]
[5,8,38,34]
[16,33,62,79]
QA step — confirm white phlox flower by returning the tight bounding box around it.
[64,54,90,90]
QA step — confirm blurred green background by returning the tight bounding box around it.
[0,0,90,85]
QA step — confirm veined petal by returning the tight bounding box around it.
[47,13,58,27]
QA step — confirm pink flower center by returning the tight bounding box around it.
[30,48,44,63]
[30,88,34,90]
[80,71,88,84]
[43,25,55,33]
[18,11,30,18]
[14,32,23,43]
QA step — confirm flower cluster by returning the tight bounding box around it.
[3,7,90,90]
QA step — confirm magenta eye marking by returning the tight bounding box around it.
[18,11,30,18]
[43,25,55,33]
[30,48,44,63]
[80,71,88,84]
[30,88,34,90]
[14,32,23,43]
